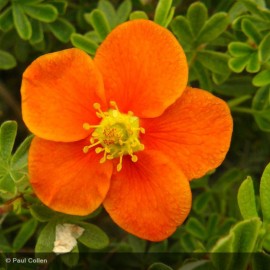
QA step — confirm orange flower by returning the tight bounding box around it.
[21,20,232,241]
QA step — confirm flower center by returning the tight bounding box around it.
[83,101,145,171]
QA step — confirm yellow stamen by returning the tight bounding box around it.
[82,101,145,171]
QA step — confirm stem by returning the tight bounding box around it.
[230,107,256,114]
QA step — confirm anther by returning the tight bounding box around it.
[110,101,119,111]
[117,154,123,172]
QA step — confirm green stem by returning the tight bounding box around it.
[230,107,255,114]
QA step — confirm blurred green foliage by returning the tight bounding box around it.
[1,0,270,269]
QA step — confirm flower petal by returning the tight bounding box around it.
[21,48,105,142]
[29,137,113,215]
[94,19,188,118]
[141,87,233,180]
[103,150,191,241]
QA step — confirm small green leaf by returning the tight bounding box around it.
[35,220,56,253]
[116,0,132,24]
[260,163,270,223]
[237,176,258,219]
[185,218,207,240]
[192,61,212,90]
[29,20,43,44]
[0,7,13,32]
[0,174,16,194]
[13,219,38,251]
[98,0,116,28]
[129,11,148,20]
[148,262,173,270]
[128,235,146,252]
[0,50,16,70]
[196,12,230,44]
[48,0,66,14]
[170,16,194,46]
[0,121,17,160]
[23,4,58,23]
[77,222,109,249]
[60,246,79,267]
[253,70,270,87]
[48,18,75,43]
[197,50,230,75]
[258,32,270,62]
[30,204,56,222]
[241,18,262,45]
[154,0,172,27]
[246,52,260,73]
[228,55,250,73]
[178,260,211,270]
[228,42,255,57]
[212,218,262,270]
[187,2,208,36]
[12,3,32,40]
[85,9,111,40]
[193,192,212,213]
[252,85,270,131]
[84,31,102,43]
[71,33,98,55]
[241,0,269,19]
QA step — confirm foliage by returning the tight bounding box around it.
[1,0,270,269]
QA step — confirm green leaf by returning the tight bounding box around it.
[260,163,270,223]
[0,7,13,32]
[0,50,16,70]
[30,204,56,222]
[116,0,132,24]
[241,0,269,19]
[187,2,208,36]
[164,7,175,28]
[241,18,262,45]
[258,32,270,62]
[98,0,116,28]
[212,218,262,270]
[48,18,75,43]
[196,12,230,44]
[23,4,58,23]
[228,55,250,73]
[0,121,17,161]
[252,85,270,131]
[228,42,255,57]
[178,260,210,270]
[253,70,270,87]
[197,50,230,75]
[71,33,98,55]
[12,3,32,40]
[193,192,212,213]
[185,218,207,240]
[77,222,109,250]
[246,52,260,73]
[85,9,111,40]
[148,262,173,270]
[35,220,56,253]
[237,176,258,219]
[129,11,148,20]
[127,235,146,252]
[29,20,43,44]
[0,174,16,194]
[154,0,172,27]
[192,61,212,90]
[13,219,38,251]
[49,0,67,15]
[60,245,79,267]
[170,16,194,46]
